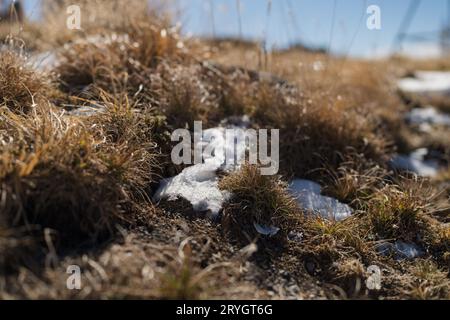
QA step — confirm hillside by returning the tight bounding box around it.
[0,0,449,300]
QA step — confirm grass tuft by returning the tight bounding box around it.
[0,49,51,113]
[365,179,439,242]
[0,97,159,256]
[220,164,300,244]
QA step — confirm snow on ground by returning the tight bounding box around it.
[65,103,107,116]
[391,148,440,178]
[398,71,450,98]
[406,107,450,128]
[27,51,58,72]
[396,72,450,175]
[288,179,353,221]
[199,127,249,172]
[153,163,231,218]
[376,241,425,260]
[253,223,280,237]
[154,121,249,219]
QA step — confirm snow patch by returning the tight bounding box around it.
[28,51,58,72]
[289,179,322,194]
[288,179,353,221]
[153,163,231,219]
[67,104,106,117]
[376,241,425,260]
[312,61,325,72]
[287,231,304,243]
[154,121,249,218]
[406,107,450,127]
[199,127,248,172]
[398,71,450,97]
[253,223,280,237]
[391,148,440,178]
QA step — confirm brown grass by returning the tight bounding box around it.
[0,48,52,113]
[0,1,448,301]
[0,96,159,271]
[245,83,391,177]
[220,164,300,245]
[365,179,440,242]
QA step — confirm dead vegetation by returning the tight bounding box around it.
[220,164,300,245]
[0,48,51,113]
[0,101,159,265]
[0,0,448,300]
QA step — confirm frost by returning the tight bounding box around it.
[376,241,425,260]
[398,71,450,97]
[391,148,440,178]
[288,179,353,221]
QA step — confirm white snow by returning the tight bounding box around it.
[406,107,450,127]
[391,148,440,178]
[394,241,425,259]
[312,61,325,72]
[27,51,58,72]
[67,104,106,117]
[288,179,353,221]
[398,71,450,97]
[153,163,231,218]
[376,241,425,260]
[199,127,248,172]
[287,231,304,243]
[253,223,280,237]
[289,179,322,195]
[154,122,249,218]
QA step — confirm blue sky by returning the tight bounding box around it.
[22,0,450,57]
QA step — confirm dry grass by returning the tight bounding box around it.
[245,82,391,177]
[0,91,159,271]
[0,1,448,300]
[55,28,182,97]
[4,0,173,51]
[366,181,436,241]
[0,48,52,113]
[402,260,450,300]
[220,164,300,245]
[1,212,267,300]
[360,178,449,270]
[321,158,387,207]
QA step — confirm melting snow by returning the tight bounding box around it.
[154,121,249,218]
[391,148,440,178]
[253,223,280,237]
[398,71,450,97]
[67,104,107,117]
[199,127,248,172]
[287,231,304,243]
[288,179,353,221]
[28,51,58,72]
[376,241,425,260]
[406,107,450,127]
[153,163,231,219]
[312,61,325,72]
